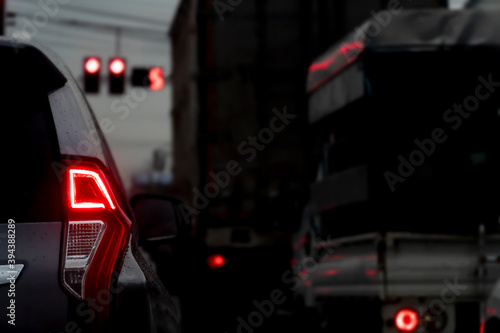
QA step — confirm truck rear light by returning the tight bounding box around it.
[395,309,419,332]
[62,163,131,305]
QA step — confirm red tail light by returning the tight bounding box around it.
[69,169,116,210]
[207,254,226,269]
[395,309,419,332]
[62,162,131,305]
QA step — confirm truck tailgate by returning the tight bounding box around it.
[311,232,500,300]
[385,233,500,299]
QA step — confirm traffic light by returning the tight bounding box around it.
[131,67,165,91]
[148,67,165,91]
[131,68,148,87]
[83,57,101,93]
[109,57,126,94]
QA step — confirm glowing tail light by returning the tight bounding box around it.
[62,163,131,304]
[207,254,226,269]
[395,309,419,332]
[69,169,116,210]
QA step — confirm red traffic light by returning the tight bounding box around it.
[131,67,165,91]
[207,254,226,269]
[148,67,164,91]
[109,58,125,75]
[84,56,101,93]
[109,57,126,94]
[85,57,101,74]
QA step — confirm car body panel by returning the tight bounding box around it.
[0,222,69,331]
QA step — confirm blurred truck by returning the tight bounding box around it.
[166,1,449,332]
[168,1,311,332]
[293,8,500,333]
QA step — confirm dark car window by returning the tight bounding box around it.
[0,48,64,222]
[2,102,61,222]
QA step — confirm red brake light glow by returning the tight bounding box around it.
[63,162,131,315]
[69,168,116,210]
[208,254,226,269]
[395,309,419,332]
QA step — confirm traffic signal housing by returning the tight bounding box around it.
[109,57,126,94]
[83,57,101,93]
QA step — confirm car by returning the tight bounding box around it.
[0,37,183,333]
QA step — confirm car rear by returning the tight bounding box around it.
[0,39,176,332]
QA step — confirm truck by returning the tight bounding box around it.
[293,8,500,333]
[166,1,450,332]
[168,1,312,332]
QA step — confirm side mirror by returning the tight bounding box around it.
[130,194,189,245]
